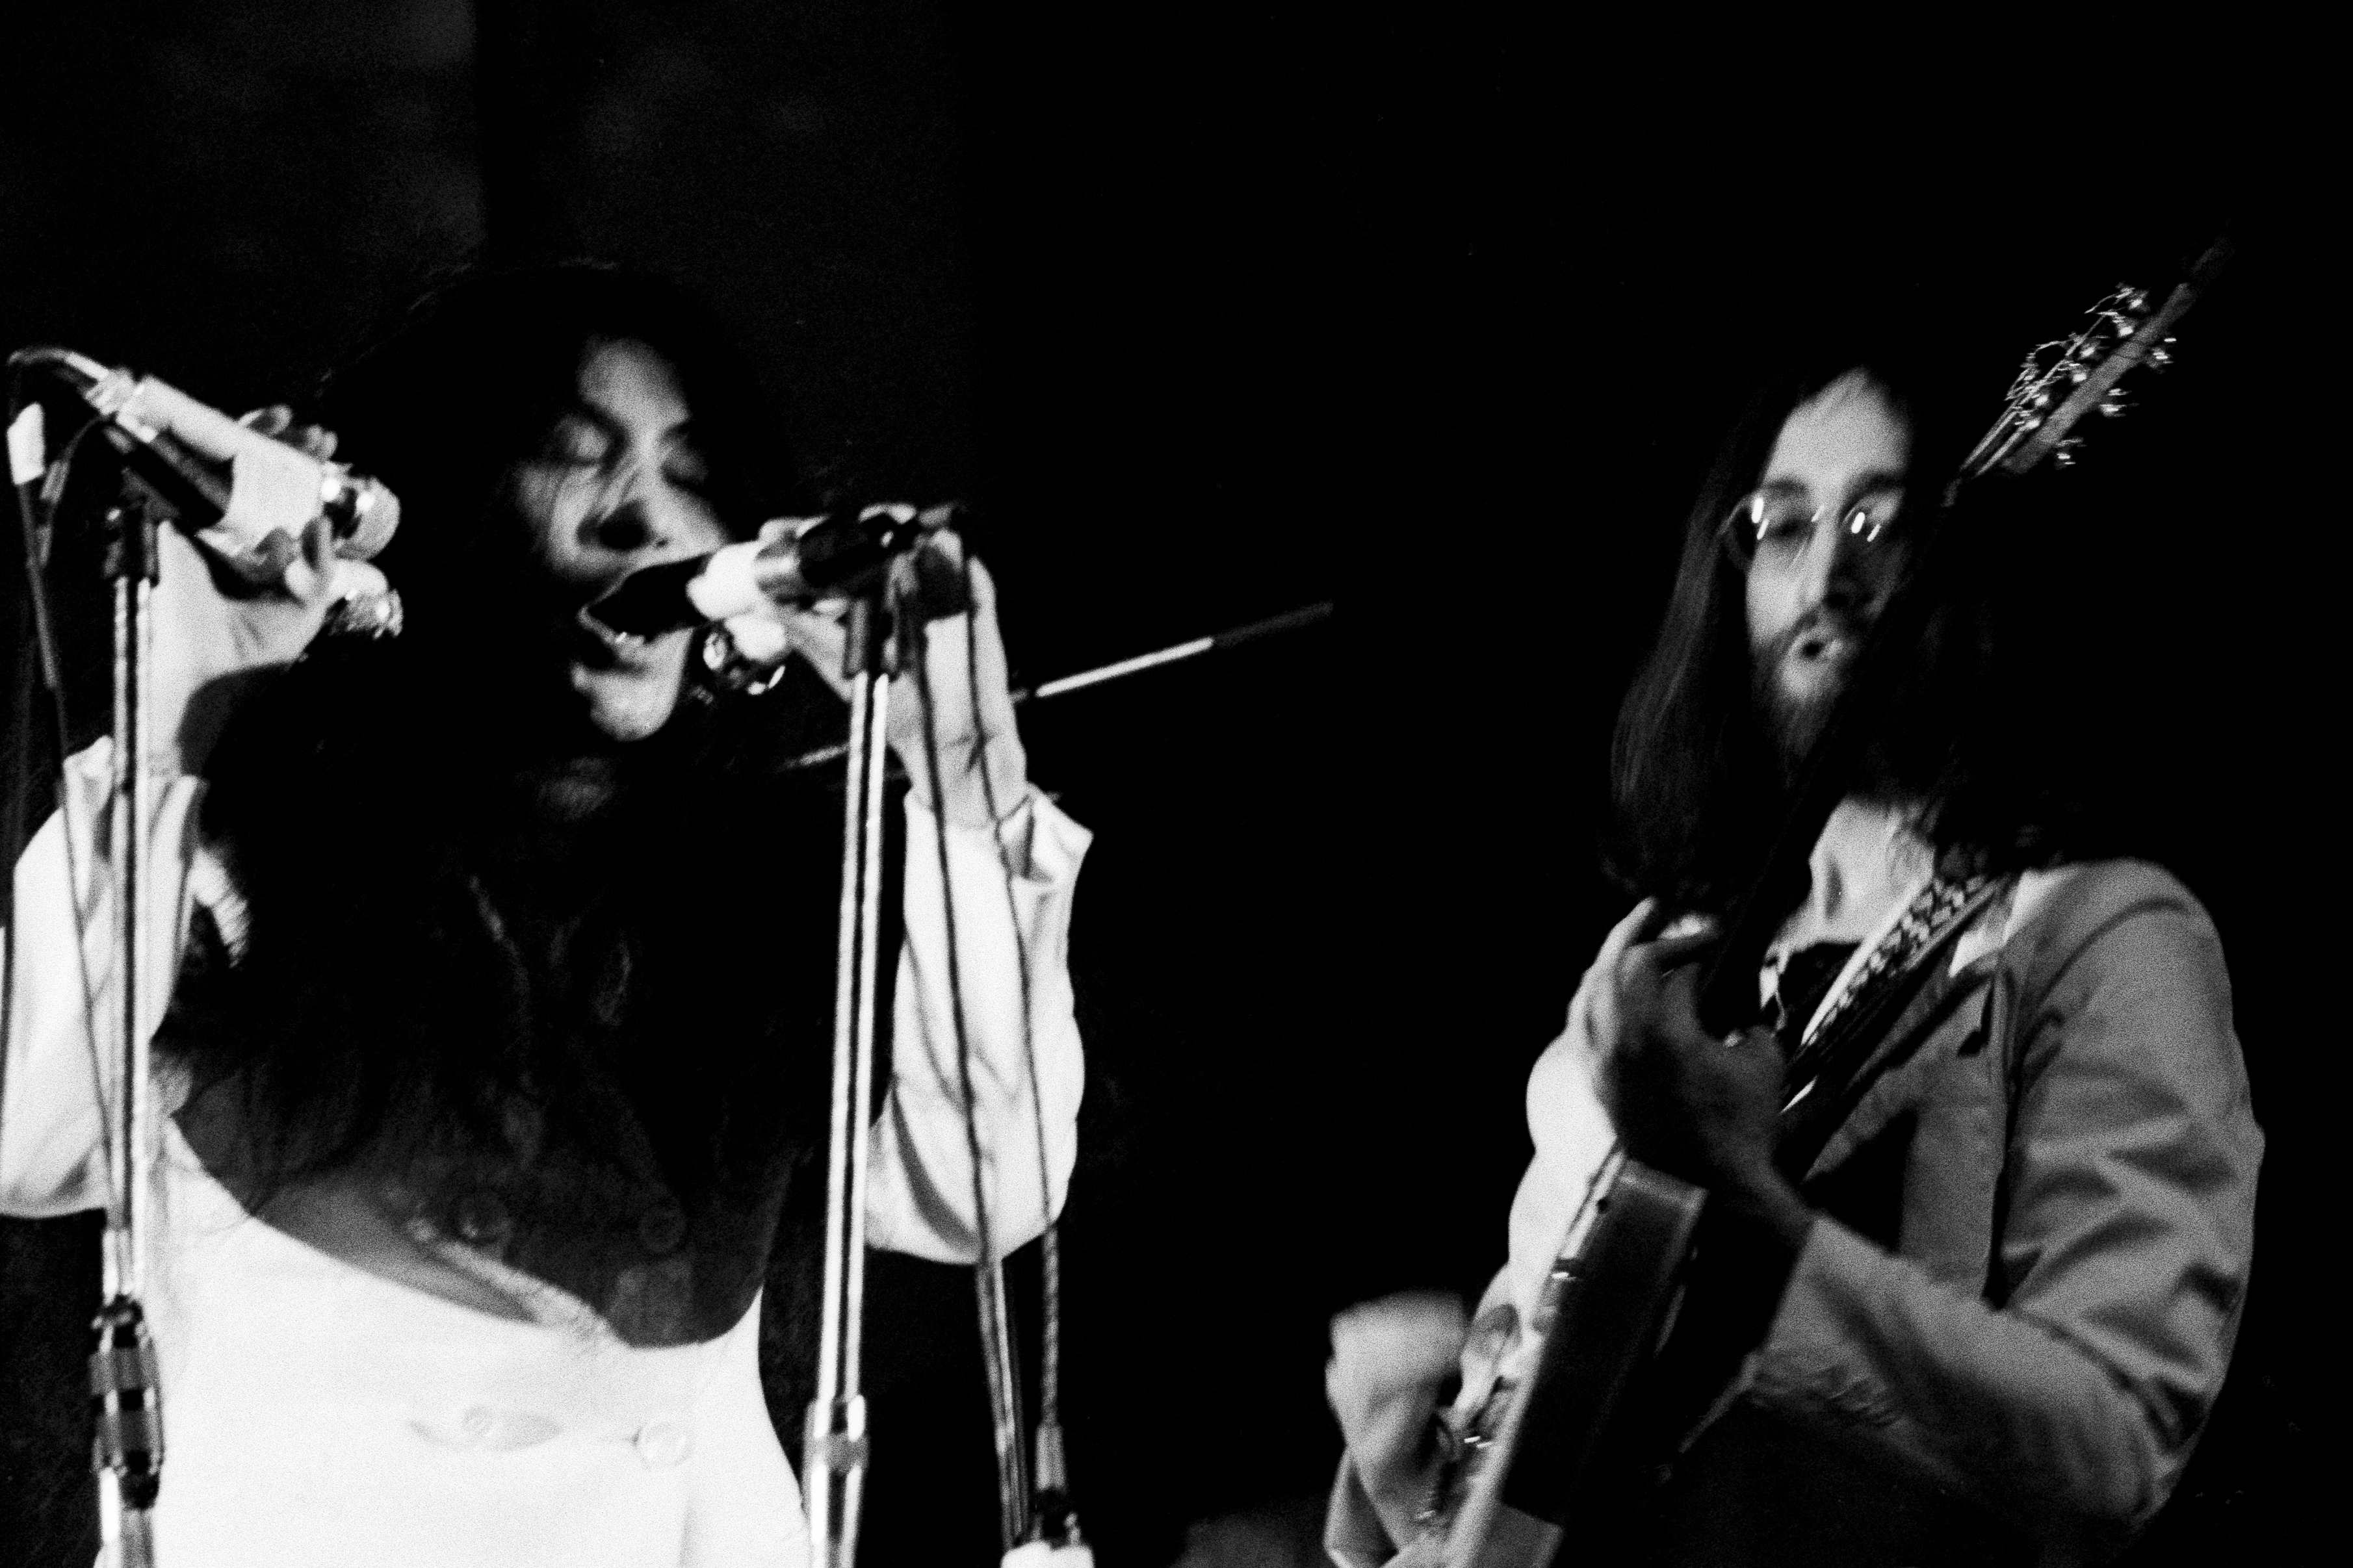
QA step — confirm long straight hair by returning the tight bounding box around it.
[169,263,845,1185]
[1602,344,2010,909]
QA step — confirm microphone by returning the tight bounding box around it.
[588,503,958,639]
[12,346,400,585]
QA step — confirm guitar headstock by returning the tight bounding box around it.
[1957,285,2171,485]
[1953,236,2230,491]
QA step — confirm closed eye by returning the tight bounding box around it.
[662,446,712,494]
[546,413,616,467]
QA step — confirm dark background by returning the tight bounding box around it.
[1,6,2328,1564]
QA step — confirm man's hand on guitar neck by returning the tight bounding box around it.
[1589,900,1814,1257]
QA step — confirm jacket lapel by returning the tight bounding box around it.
[1797,948,1998,1184]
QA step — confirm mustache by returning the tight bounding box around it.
[1752,606,1867,775]
[1760,604,1866,670]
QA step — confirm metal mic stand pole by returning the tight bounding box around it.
[805,588,892,1568]
[93,495,165,1568]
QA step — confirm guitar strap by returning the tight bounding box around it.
[1773,871,2010,1183]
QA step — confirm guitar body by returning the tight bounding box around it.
[1440,1152,1706,1568]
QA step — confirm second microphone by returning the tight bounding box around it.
[586,503,959,639]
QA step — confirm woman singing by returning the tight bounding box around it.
[2,263,1087,1565]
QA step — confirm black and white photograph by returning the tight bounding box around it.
[1,7,2325,1566]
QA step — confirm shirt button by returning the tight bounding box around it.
[636,1200,687,1257]
[451,1190,513,1248]
[461,1406,497,1444]
[636,1419,692,1469]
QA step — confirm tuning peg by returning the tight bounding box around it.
[2121,287,2152,314]
[2098,390,2131,418]
[2053,438,2083,468]
[2066,361,2091,384]
[2146,339,2176,370]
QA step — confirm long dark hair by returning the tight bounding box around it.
[317,261,811,701]
[1603,341,2069,909]
[166,263,846,1187]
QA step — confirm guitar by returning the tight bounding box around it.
[1420,236,2235,1568]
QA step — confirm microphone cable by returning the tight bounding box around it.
[902,563,1026,1556]
[8,365,166,1567]
[903,543,1087,1560]
[5,371,122,1209]
[952,545,1084,1557]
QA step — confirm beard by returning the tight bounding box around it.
[1749,606,1860,778]
[1750,604,1948,810]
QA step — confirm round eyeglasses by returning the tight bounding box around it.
[1718,487,1908,572]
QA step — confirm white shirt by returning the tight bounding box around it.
[1482,799,1936,1401]
[3,740,1091,1567]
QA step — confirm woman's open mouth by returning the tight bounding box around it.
[572,606,655,669]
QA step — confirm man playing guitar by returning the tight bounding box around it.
[1325,348,2262,1567]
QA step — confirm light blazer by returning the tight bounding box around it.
[1329,860,2262,1568]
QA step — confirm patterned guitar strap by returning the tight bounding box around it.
[1773,871,2008,1179]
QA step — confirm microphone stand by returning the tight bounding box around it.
[795,585,1334,1562]
[802,587,894,1568]
[92,493,165,1568]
